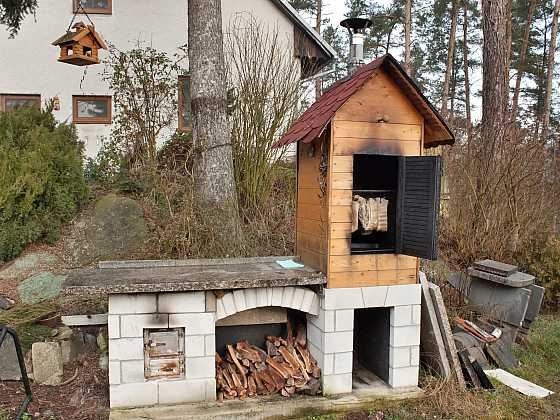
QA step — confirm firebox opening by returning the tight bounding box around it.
[352,154,398,254]
[143,327,185,380]
[353,307,391,390]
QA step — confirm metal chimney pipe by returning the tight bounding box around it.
[341,17,373,74]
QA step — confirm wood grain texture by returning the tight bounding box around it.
[333,138,421,156]
[334,120,421,141]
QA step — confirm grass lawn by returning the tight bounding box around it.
[305,315,560,420]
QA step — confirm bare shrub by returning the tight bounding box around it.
[226,13,302,210]
[440,127,560,304]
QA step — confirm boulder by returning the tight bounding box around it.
[17,272,66,304]
[0,296,14,310]
[0,334,22,380]
[65,194,148,265]
[32,342,63,385]
[0,251,58,280]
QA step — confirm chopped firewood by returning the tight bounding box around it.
[215,323,321,401]
[287,319,294,348]
[227,344,248,388]
[295,343,313,373]
[311,366,321,379]
[296,324,307,347]
[266,357,291,379]
[248,375,257,396]
[266,341,278,357]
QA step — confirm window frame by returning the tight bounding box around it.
[73,0,112,15]
[0,94,41,112]
[72,95,112,124]
[178,75,192,132]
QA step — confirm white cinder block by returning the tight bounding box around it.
[301,289,316,314]
[306,322,323,351]
[271,287,284,306]
[169,313,215,335]
[389,346,410,368]
[205,292,217,313]
[389,366,419,388]
[335,309,354,331]
[309,309,334,333]
[245,288,257,309]
[256,288,268,307]
[108,315,120,339]
[158,379,207,404]
[186,356,215,379]
[205,378,217,400]
[216,299,227,320]
[282,287,295,308]
[109,294,156,315]
[121,314,169,337]
[205,335,215,356]
[266,287,273,306]
[390,306,412,327]
[334,352,353,374]
[185,335,205,357]
[110,382,158,408]
[109,361,121,385]
[158,292,205,313]
[322,373,352,395]
[362,286,389,308]
[410,345,420,366]
[121,359,145,383]
[390,325,421,347]
[233,289,247,312]
[310,293,320,315]
[411,305,421,325]
[323,288,364,310]
[323,353,334,375]
[323,331,353,353]
[109,338,143,361]
[385,284,421,307]
[292,288,305,311]
[221,293,236,316]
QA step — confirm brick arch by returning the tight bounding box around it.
[215,286,319,320]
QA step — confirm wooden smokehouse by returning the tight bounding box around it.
[276,54,454,289]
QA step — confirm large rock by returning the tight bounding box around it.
[0,251,58,280]
[65,194,148,265]
[0,334,22,380]
[32,342,63,385]
[18,272,66,304]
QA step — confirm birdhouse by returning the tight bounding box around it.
[52,22,107,66]
[275,54,455,289]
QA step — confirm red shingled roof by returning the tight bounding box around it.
[274,54,454,148]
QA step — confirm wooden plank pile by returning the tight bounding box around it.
[215,325,321,401]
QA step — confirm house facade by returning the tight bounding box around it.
[0,0,334,157]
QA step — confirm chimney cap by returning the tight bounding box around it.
[340,17,372,32]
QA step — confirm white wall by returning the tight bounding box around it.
[0,0,296,157]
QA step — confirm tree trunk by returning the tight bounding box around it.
[463,0,473,143]
[541,0,560,143]
[441,0,459,118]
[511,0,537,122]
[188,0,241,244]
[404,0,412,75]
[481,0,510,148]
[315,0,323,99]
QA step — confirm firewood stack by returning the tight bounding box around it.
[215,324,321,401]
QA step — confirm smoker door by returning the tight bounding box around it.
[396,155,442,260]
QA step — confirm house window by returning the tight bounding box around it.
[74,0,112,14]
[178,75,192,131]
[72,95,112,124]
[0,94,41,112]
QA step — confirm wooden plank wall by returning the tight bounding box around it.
[326,69,423,288]
[296,135,329,272]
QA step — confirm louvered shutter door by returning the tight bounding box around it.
[396,156,442,260]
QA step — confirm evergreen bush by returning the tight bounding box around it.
[0,106,87,261]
